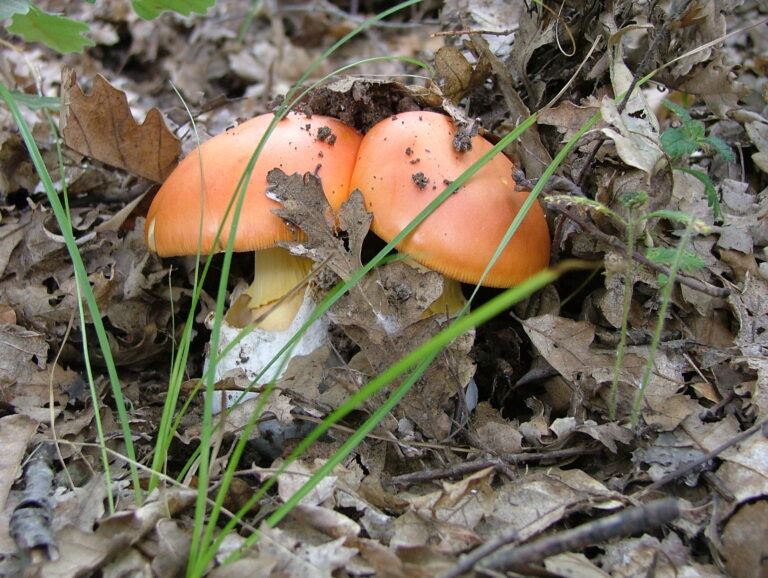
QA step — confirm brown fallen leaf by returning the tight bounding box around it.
[0,414,38,563]
[434,46,474,103]
[483,468,623,543]
[521,314,692,430]
[0,322,48,388]
[721,500,768,578]
[32,488,196,577]
[60,69,181,183]
[603,533,716,577]
[255,523,358,578]
[270,169,475,440]
[470,402,524,455]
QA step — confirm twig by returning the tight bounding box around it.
[387,447,600,489]
[440,498,680,577]
[10,444,59,565]
[547,202,730,298]
[388,459,498,489]
[500,446,602,465]
[432,28,517,37]
[638,416,768,498]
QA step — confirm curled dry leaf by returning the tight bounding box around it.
[521,314,692,430]
[32,488,196,577]
[434,46,474,103]
[0,323,47,388]
[602,533,715,577]
[720,500,768,578]
[60,69,181,183]
[743,117,768,174]
[486,468,624,542]
[256,523,358,578]
[600,96,664,178]
[548,417,634,453]
[633,430,711,485]
[0,414,38,567]
[470,401,524,455]
[0,204,181,369]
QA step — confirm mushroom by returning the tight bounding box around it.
[145,112,362,412]
[350,110,550,291]
[350,111,550,415]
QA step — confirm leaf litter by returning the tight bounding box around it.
[1,0,768,576]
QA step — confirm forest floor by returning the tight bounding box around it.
[1,1,767,576]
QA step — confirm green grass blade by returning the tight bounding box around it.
[0,81,142,502]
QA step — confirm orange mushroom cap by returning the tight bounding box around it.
[349,111,550,288]
[145,112,362,256]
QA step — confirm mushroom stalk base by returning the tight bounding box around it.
[204,288,329,415]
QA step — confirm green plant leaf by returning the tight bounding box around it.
[641,209,694,225]
[8,5,95,53]
[661,98,692,122]
[684,119,706,141]
[660,126,700,158]
[642,211,712,234]
[661,99,734,165]
[131,0,215,19]
[646,247,705,273]
[545,194,626,226]
[673,166,722,220]
[702,135,735,162]
[0,0,29,19]
[619,190,648,209]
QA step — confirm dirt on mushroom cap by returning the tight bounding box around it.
[350,111,551,287]
[145,112,362,257]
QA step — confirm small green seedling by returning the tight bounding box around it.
[660,98,735,220]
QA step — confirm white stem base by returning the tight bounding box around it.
[204,289,329,415]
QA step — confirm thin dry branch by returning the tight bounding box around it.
[387,446,600,489]
[638,416,768,498]
[440,498,680,577]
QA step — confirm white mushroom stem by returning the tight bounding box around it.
[205,247,328,414]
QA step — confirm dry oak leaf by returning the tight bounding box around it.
[61,69,181,182]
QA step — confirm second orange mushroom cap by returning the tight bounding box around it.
[349,111,551,288]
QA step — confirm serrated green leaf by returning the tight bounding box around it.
[660,127,699,158]
[661,98,692,122]
[702,135,735,162]
[643,211,712,234]
[646,247,705,273]
[684,120,706,141]
[619,190,648,209]
[642,209,693,225]
[0,0,30,19]
[673,166,722,220]
[8,5,95,54]
[131,0,215,20]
